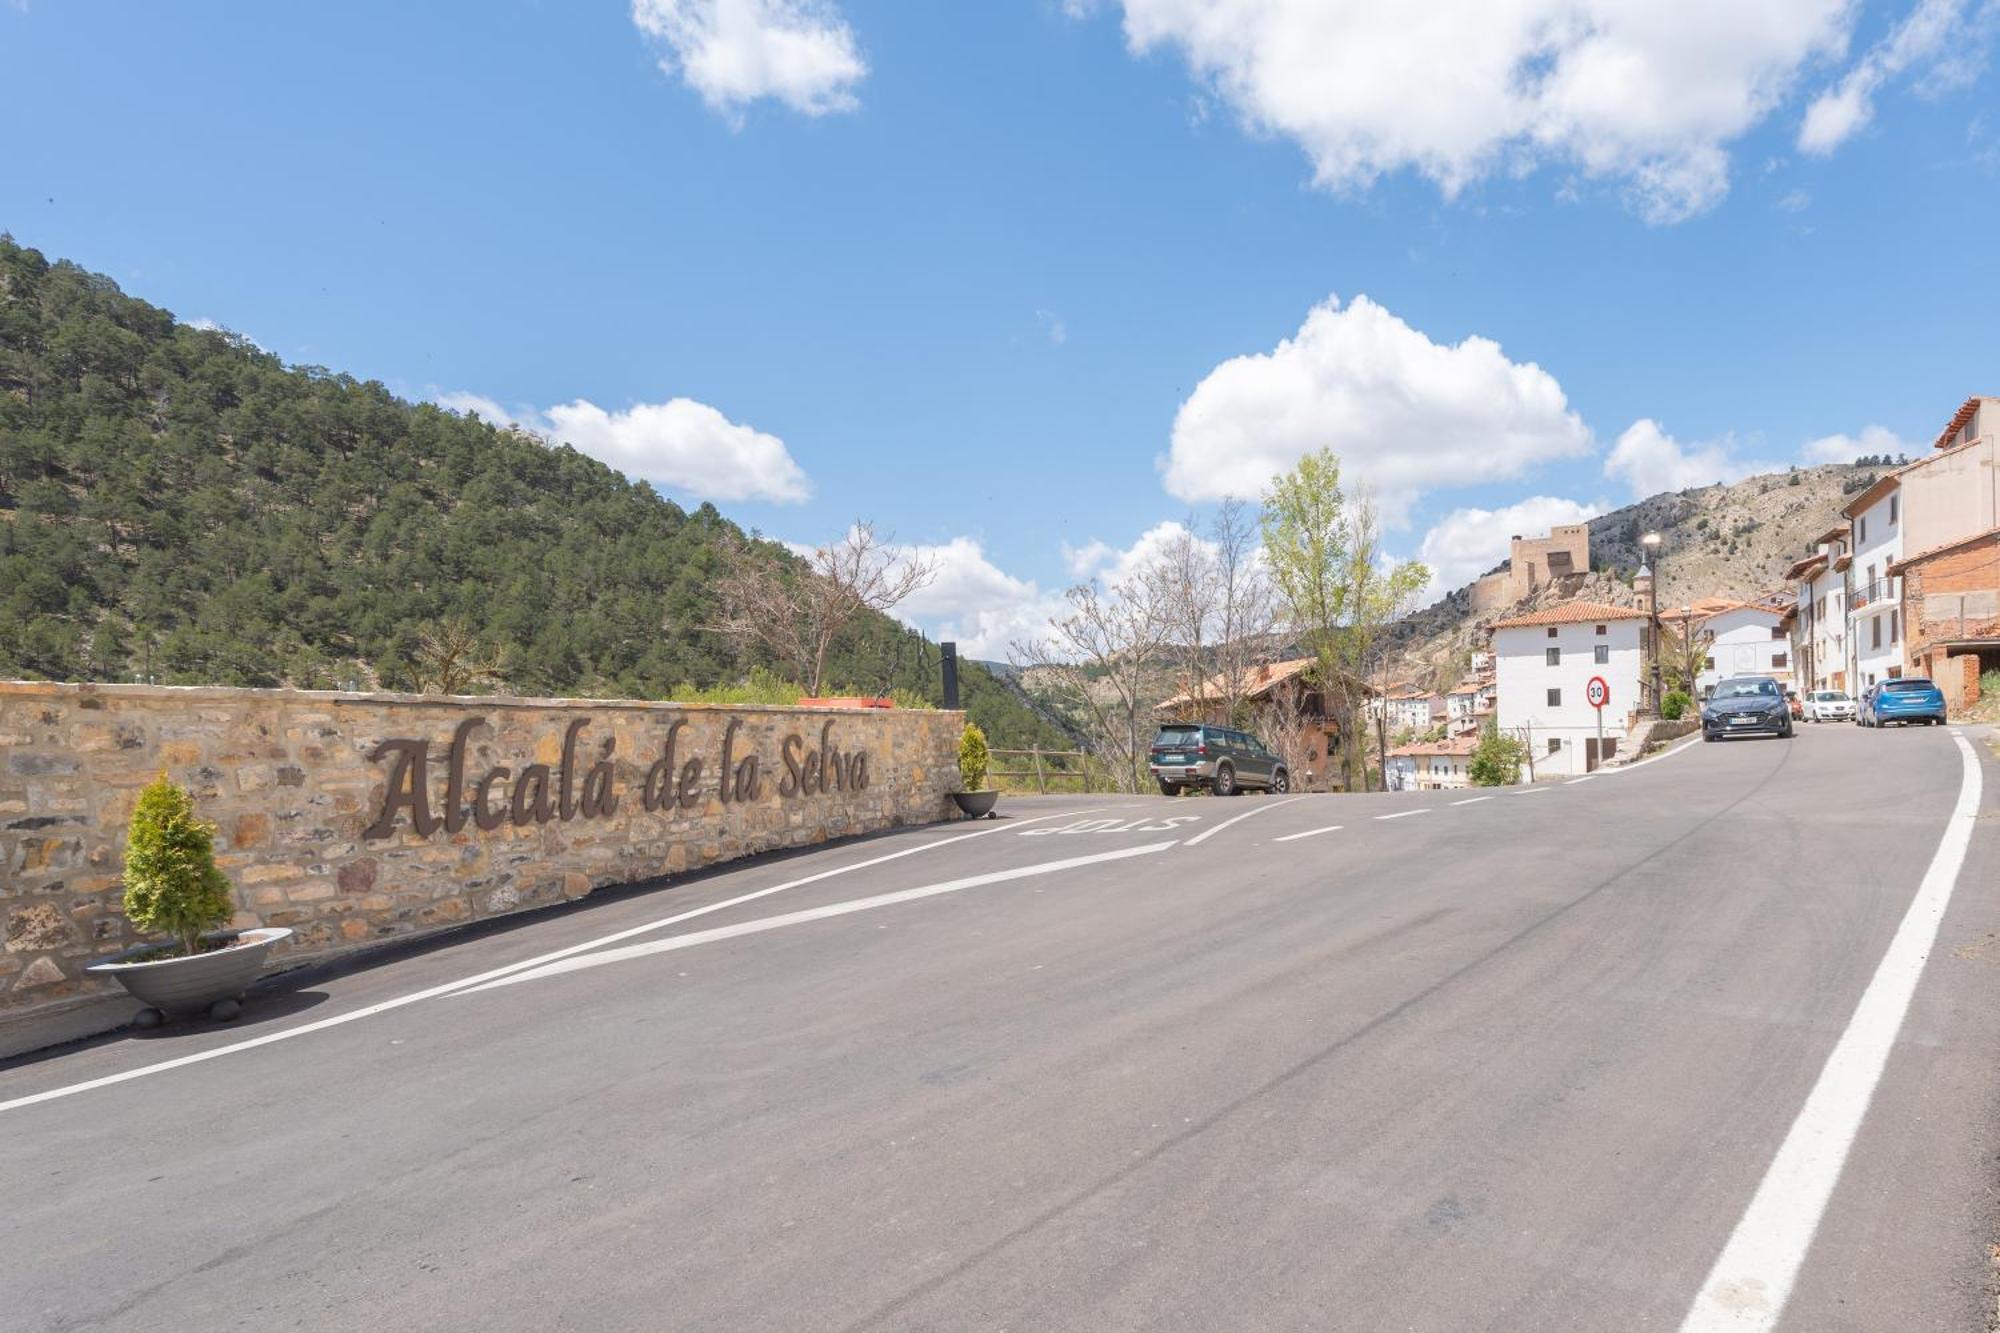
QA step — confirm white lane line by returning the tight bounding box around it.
[1375,809,1429,821]
[0,808,1099,1116]
[1452,796,1493,807]
[1566,775,1595,785]
[457,841,1181,995]
[1599,731,1704,776]
[1679,731,1984,1332]
[1273,825,1343,843]
[1183,796,1308,847]
[1510,786,1551,796]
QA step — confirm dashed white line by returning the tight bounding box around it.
[1566,775,1595,785]
[1452,796,1493,807]
[1273,824,1343,842]
[1184,796,1308,847]
[1510,786,1552,796]
[0,806,1101,1116]
[1375,809,1429,821]
[1679,731,1984,1332]
[456,841,1182,995]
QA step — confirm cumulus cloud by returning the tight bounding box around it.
[1799,423,1914,463]
[1603,419,1778,497]
[863,537,1066,660]
[1099,0,1854,221]
[1162,295,1590,524]
[1416,495,1606,600]
[435,391,812,505]
[631,0,867,119]
[1798,0,1988,155]
[1064,520,1206,588]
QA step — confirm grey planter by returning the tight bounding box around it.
[952,790,999,818]
[86,927,294,1022]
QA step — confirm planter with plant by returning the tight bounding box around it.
[951,721,998,818]
[85,773,293,1026]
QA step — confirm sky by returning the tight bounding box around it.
[4,0,1998,657]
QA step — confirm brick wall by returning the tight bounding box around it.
[1901,530,2000,712]
[1,682,961,1032]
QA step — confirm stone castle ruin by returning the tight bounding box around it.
[1468,524,1591,612]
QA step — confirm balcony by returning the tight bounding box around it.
[1850,578,1894,611]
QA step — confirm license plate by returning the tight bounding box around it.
[1729,716,1755,726]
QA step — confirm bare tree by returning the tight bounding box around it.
[1148,498,1279,726]
[408,618,511,695]
[1261,678,1324,792]
[1014,576,1170,794]
[1150,522,1222,720]
[713,523,937,695]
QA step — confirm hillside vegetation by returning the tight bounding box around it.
[0,237,1065,749]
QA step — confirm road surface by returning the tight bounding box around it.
[4,722,1997,1331]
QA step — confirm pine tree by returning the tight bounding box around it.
[122,773,234,955]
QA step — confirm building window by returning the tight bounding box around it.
[1593,644,1609,665]
[1770,625,1786,639]
[1871,617,1882,650]
[1547,626,1558,639]
[1889,494,1898,524]
[1703,655,1715,671]
[1547,738,1561,755]
[1858,516,1868,543]
[1547,688,1561,707]
[1546,647,1561,666]
[1891,610,1899,644]
[1773,652,1788,669]
[1594,623,1607,635]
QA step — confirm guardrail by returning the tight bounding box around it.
[989,747,1111,794]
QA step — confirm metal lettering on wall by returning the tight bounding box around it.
[362,716,871,840]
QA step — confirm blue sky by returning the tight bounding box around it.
[4,1,1997,654]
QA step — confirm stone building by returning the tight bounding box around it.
[1468,524,1592,612]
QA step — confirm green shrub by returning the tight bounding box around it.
[122,773,234,955]
[664,667,805,707]
[1661,690,1691,721]
[958,721,990,792]
[1468,722,1526,787]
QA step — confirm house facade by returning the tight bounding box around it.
[1677,602,1794,696]
[1786,525,1850,691]
[1489,601,1649,778]
[1843,475,1905,690]
[1385,735,1478,790]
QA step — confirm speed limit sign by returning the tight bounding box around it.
[1586,675,1610,710]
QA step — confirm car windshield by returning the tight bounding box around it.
[1155,726,1202,745]
[1712,678,1778,699]
[1882,679,1936,693]
[1815,691,1849,702]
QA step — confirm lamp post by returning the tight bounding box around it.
[1641,531,1663,713]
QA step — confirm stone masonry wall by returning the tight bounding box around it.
[0,682,962,1029]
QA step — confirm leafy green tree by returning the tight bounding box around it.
[1468,722,1526,787]
[1661,690,1691,721]
[122,773,234,955]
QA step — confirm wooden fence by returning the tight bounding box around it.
[989,747,1115,794]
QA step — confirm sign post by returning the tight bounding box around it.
[1586,675,1610,771]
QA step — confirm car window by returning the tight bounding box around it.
[1712,678,1778,699]
[1882,679,1935,692]
[1155,725,1201,745]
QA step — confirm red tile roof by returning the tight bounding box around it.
[1487,600,1649,630]
[1931,395,1995,452]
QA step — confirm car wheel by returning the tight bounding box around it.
[1271,768,1290,794]
[1781,721,1793,738]
[1704,731,1717,742]
[1156,780,1181,796]
[1214,764,1236,797]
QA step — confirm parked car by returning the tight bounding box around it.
[1803,689,1856,723]
[1148,724,1290,796]
[1700,675,1794,741]
[1785,689,1804,720]
[1858,678,1947,727]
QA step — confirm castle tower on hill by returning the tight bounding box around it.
[1468,524,1592,613]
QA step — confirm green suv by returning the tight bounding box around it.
[1148,724,1290,796]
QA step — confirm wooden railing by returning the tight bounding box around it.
[988,747,1112,794]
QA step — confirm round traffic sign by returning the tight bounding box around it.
[1586,675,1610,709]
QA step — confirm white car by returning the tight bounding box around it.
[1803,689,1856,722]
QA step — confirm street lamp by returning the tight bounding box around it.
[1641,531,1663,712]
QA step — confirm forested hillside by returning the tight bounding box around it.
[0,237,1064,748]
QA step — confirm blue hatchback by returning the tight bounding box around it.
[1858,678,1947,727]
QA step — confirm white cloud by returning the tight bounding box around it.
[1063,520,1205,589]
[1799,423,1914,463]
[1036,308,1069,346]
[631,0,866,119]
[1799,0,1986,154]
[1101,0,1854,222]
[1777,187,1812,212]
[879,537,1069,660]
[1416,495,1606,599]
[1604,418,1777,497]
[435,391,812,505]
[1161,294,1591,524]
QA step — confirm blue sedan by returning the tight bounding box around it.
[1858,678,1948,727]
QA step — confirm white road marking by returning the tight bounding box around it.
[1510,786,1551,796]
[1375,809,1429,821]
[1565,775,1594,785]
[1679,731,1984,1332]
[1183,796,1308,847]
[1451,796,1492,807]
[1598,731,1704,776]
[0,807,1099,1116]
[1273,825,1343,843]
[456,841,1181,995]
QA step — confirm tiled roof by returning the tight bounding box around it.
[1387,735,1479,757]
[1487,600,1649,630]
[1783,553,1828,581]
[1931,395,1995,452]
[1888,523,2000,573]
[1156,656,1316,710]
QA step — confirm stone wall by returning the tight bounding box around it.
[0,682,962,1035]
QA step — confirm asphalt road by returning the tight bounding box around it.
[4,722,1997,1332]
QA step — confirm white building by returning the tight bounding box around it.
[1843,473,1905,689]
[1489,601,1650,778]
[1665,599,1795,696]
[1786,525,1851,692]
[1384,689,1444,733]
[1385,735,1478,790]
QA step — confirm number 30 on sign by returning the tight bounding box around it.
[1585,676,1610,710]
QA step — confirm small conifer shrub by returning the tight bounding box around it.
[122,773,234,956]
[958,722,990,793]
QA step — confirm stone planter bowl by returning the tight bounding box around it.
[86,927,294,1021]
[951,790,999,818]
